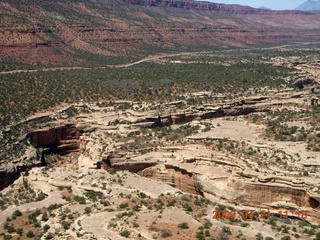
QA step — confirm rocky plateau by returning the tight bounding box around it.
[1,75,320,239]
[1,0,320,239]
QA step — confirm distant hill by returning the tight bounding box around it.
[296,0,320,11]
[259,6,271,10]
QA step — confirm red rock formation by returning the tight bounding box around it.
[98,155,202,195]
[240,183,320,210]
[26,124,80,155]
[0,0,319,65]
[138,164,202,195]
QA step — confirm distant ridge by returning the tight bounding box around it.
[0,0,320,66]
[122,0,312,14]
[296,0,320,11]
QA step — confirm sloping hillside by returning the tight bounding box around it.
[0,0,320,69]
[296,0,320,11]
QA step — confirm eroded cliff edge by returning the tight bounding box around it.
[2,90,319,223]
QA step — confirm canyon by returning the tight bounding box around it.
[1,70,320,238]
[1,0,320,239]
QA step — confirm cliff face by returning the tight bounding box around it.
[133,97,276,128]
[0,163,18,191]
[138,164,202,195]
[241,184,309,207]
[98,154,320,211]
[1,0,320,66]
[98,154,202,195]
[26,124,80,155]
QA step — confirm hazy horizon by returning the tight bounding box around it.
[206,0,309,10]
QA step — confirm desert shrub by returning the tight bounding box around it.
[43,224,50,231]
[42,212,49,221]
[119,203,128,209]
[74,195,86,204]
[281,236,291,240]
[26,230,35,238]
[161,229,172,238]
[61,221,71,230]
[178,222,189,229]
[12,210,22,218]
[255,233,263,240]
[84,207,92,214]
[222,226,231,235]
[182,203,192,212]
[120,229,130,238]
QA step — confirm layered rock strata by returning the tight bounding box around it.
[26,124,80,155]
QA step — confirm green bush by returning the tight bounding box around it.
[182,203,192,212]
[61,221,71,230]
[203,221,212,229]
[74,196,86,204]
[12,210,22,218]
[45,232,54,240]
[139,192,147,199]
[178,222,189,229]
[4,234,12,240]
[84,207,92,214]
[119,203,128,209]
[281,236,291,240]
[16,228,24,236]
[43,224,50,231]
[42,212,49,221]
[255,233,263,240]
[120,229,130,238]
[222,226,231,235]
[26,230,35,238]
[196,231,205,240]
[5,225,15,233]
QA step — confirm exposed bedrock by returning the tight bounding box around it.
[196,174,320,214]
[98,155,202,195]
[138,164,203,195]
[240,184,310,207]
[99,154,157,172]
[0,124,94,190]
[26,124,81,155]
[98,156,320,212]
[134,97,273,128]
[195,174,246,201]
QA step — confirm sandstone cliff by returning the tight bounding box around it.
[26,124,80,155]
